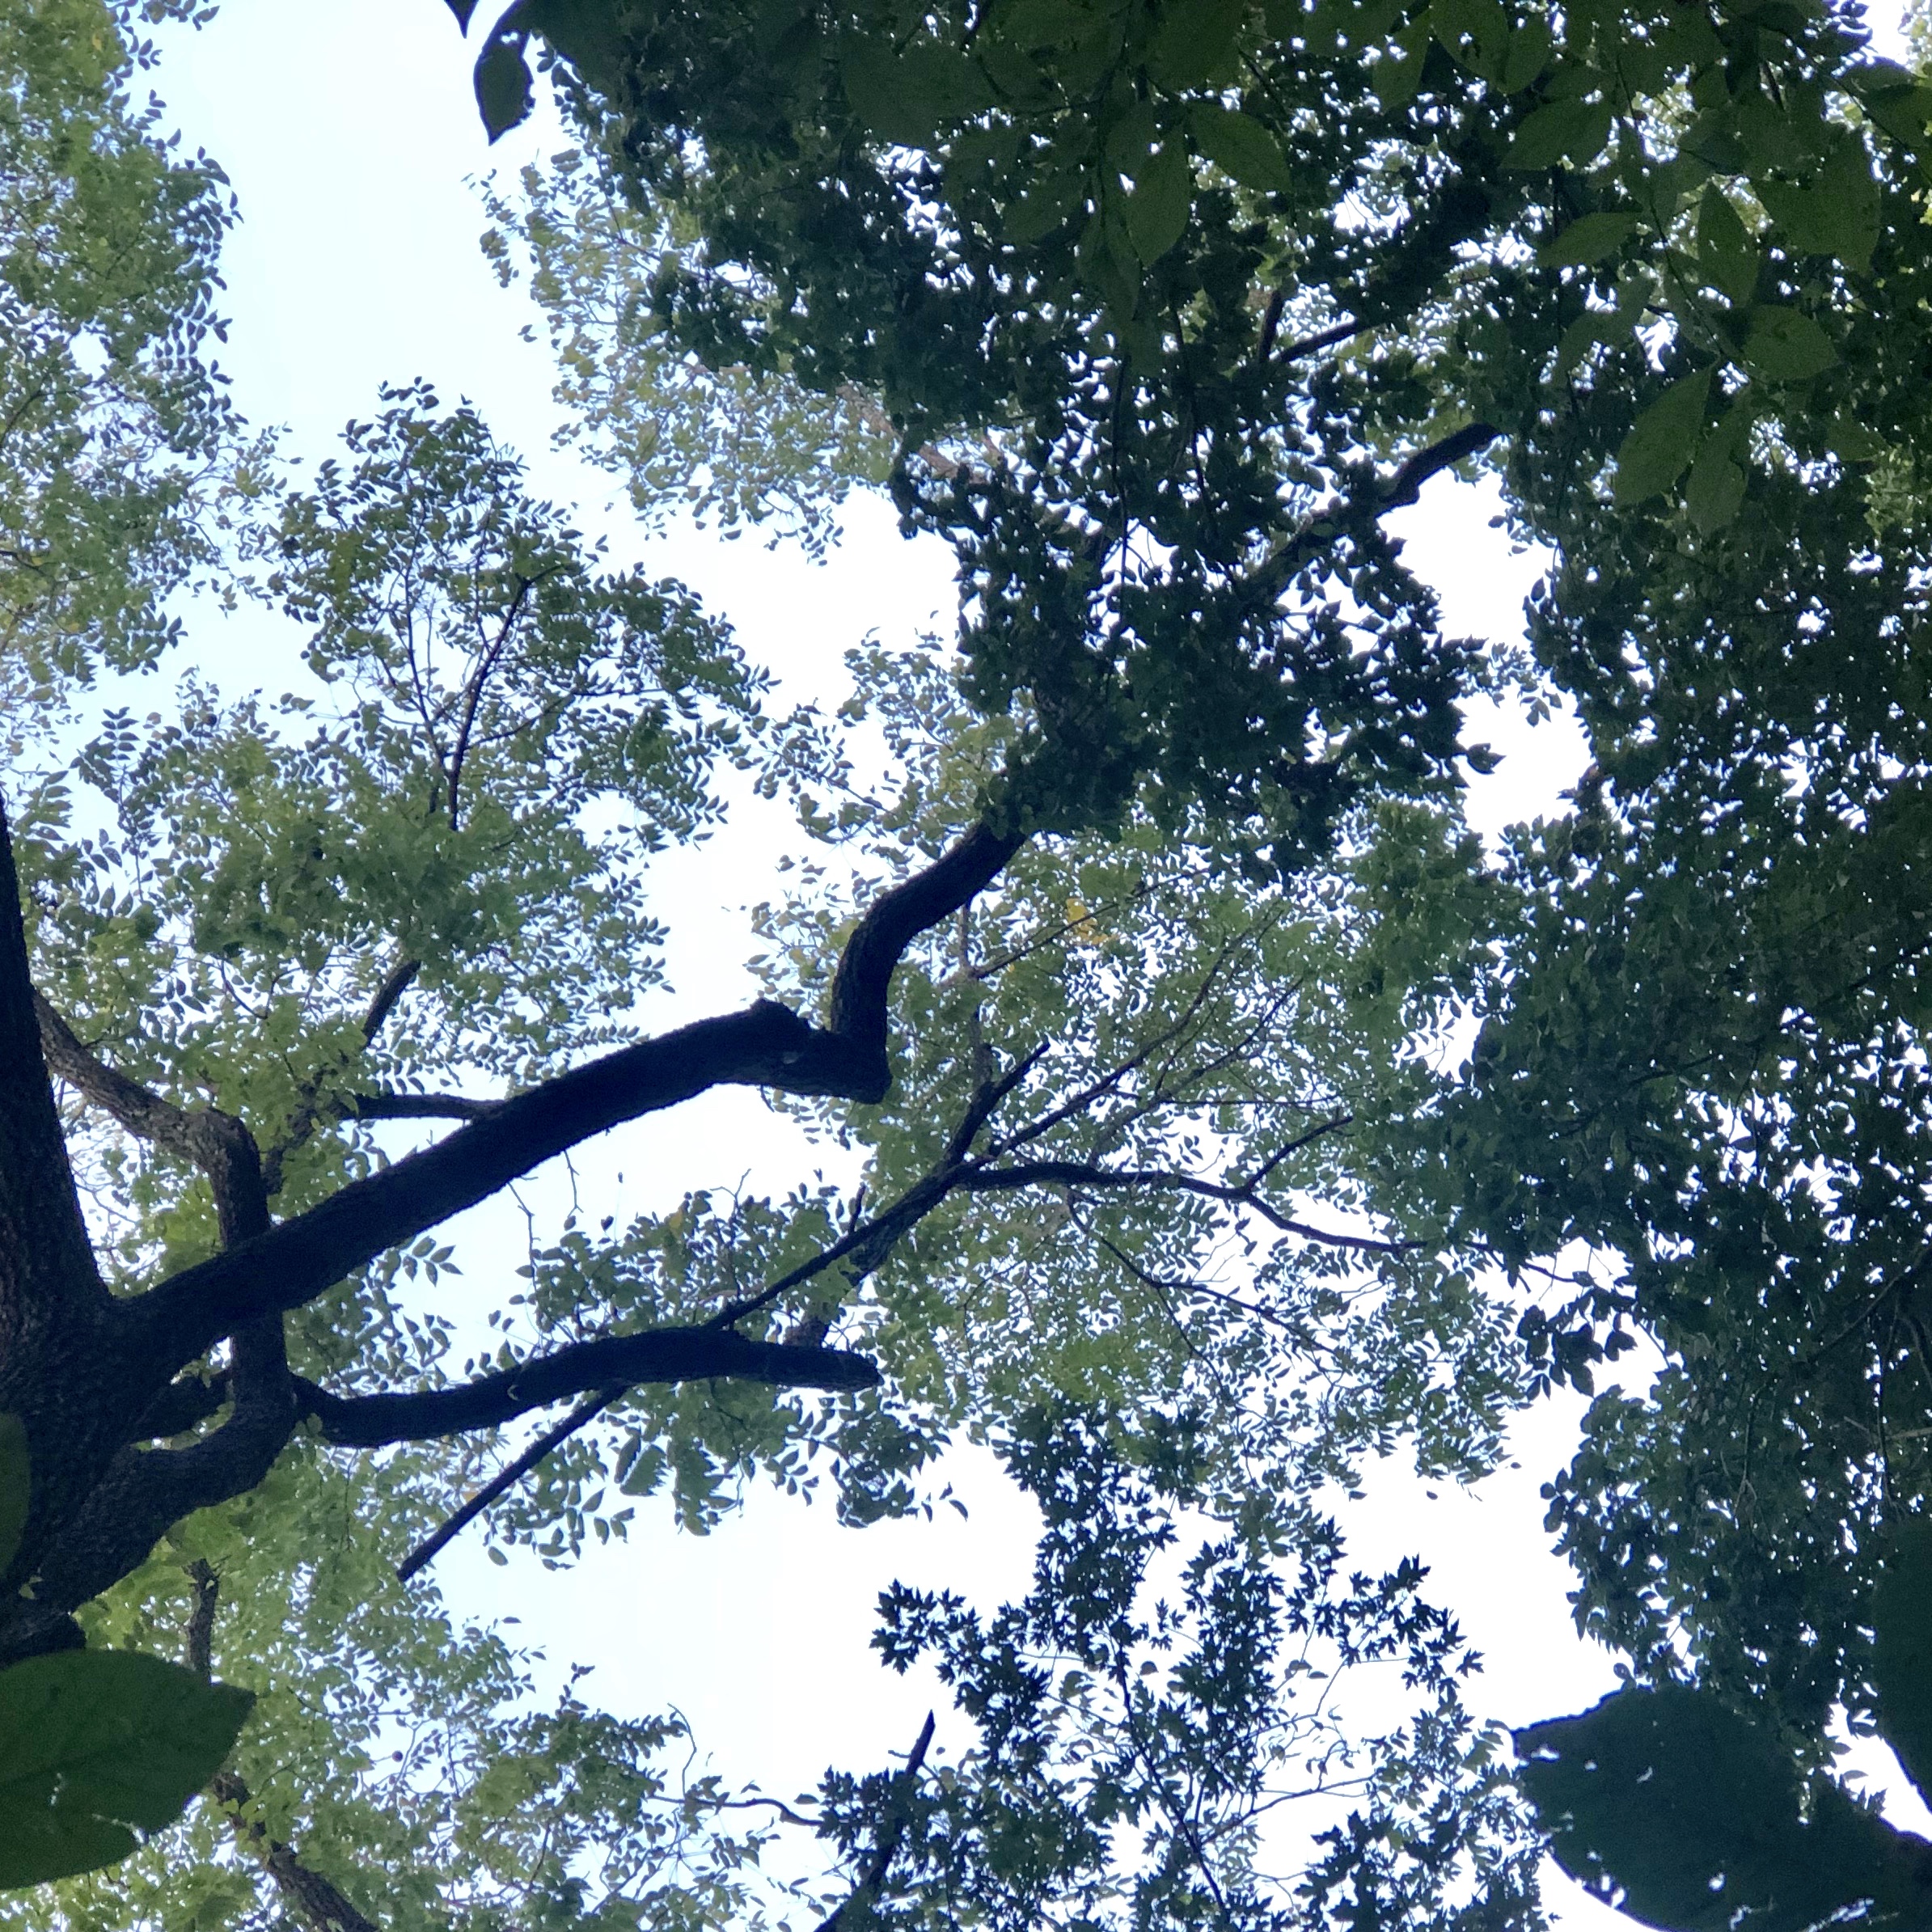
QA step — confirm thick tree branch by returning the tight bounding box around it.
[1272,316,1365,364]
[34,991,268,1246]
[18,1366,299,1650]
[141,825,1029,1363]
[132,1368,231,1442]
[361,956,421,1045]
[346,1089,505,1122]
[0,805,106,1327]
[826,822,1025,1070]
[1380,421,1503,511]
[295,1325,879,1450]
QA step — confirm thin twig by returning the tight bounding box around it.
[397,1385,624,1583]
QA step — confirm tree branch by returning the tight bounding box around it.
[294,1324,879,1450]
[826,822,1025,1075]
[347,1090,505,1122]
[141,825,1029,1363]
[1273,316,1365,364]
[395,1385,621,1583]
[820,1711,936,1932]
[1380,421,1503,511]
[186,1562,384,1932]
[953,1158,1416,1253]
[361,956,421,1046]
[131,1368,230,1442]
[34,991,268,1246]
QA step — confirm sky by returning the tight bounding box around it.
[120,4,1925,1925]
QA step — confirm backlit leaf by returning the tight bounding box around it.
[1516,1685,1922,1932]
[0,1651,253,1888]
[1695,185,1757,305]
[1504,97,1613,171]
[1743,305,1837,383]
[474,32,535,142]
[1538,210,1637,266]
[1188,104,1292,194]
[1125,140,1192,264]
[1612,365,1711,505]
[1756,140,1881,272]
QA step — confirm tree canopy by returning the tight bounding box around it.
[5,0,1932,1928]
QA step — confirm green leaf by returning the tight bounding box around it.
[1187,104,1293,194]
[1537,211,1637,267]
[1743,305,1837,383]
[843,39,991,147]
[1125,140,1192,264]
[1504,97,1613,171]
[1103,99,1160,175]
[1827,412,1886,463]
[1516,1685,1921,1932]
[0,1414,24,1578]
[1613,365,1711,505]
[517,0,627,91]
[842,40,941,147]
[1683,439,1746,534]
[1856,73,1932,150]
[474,32,535,142]
[0,1651,254,1888]
[1871,1520,1932,1803]
[1756,141,1881,272]
[1372,23,1429,111]
[1430,0,1509,82]
[1004,164,1088,243]
[1498,11,1552,93]
[1145,0,1243,88]
[1695,185,1757,305]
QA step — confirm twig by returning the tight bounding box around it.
[397,1385,624,1583]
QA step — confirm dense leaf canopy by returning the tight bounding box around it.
[3,0,1932,1928]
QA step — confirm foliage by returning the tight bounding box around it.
[0,0,245,721]
[1377,0,1932,1782]
[7,0,1932,1923]
[0,1650,252,1890]
[480,151,895,558]
[1516,1680,1932,1932]
[0,35,1532,1914]
[0,1422,252,1892]
[830,1408,1542,1932]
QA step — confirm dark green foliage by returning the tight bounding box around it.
[0,1651,252,1888]
[1517,1683,1932,1932]
[822,1410,1541,1932]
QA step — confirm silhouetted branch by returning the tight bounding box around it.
[1381,421,1503,510]
[955,1158,1415,1253]
[347,1090,505,1122]
[819,1711,937,1932]
[35,992,268,1245]
[296,1325,879,1450]
[396,1385,621,1583]
[142,824,1029,1365]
